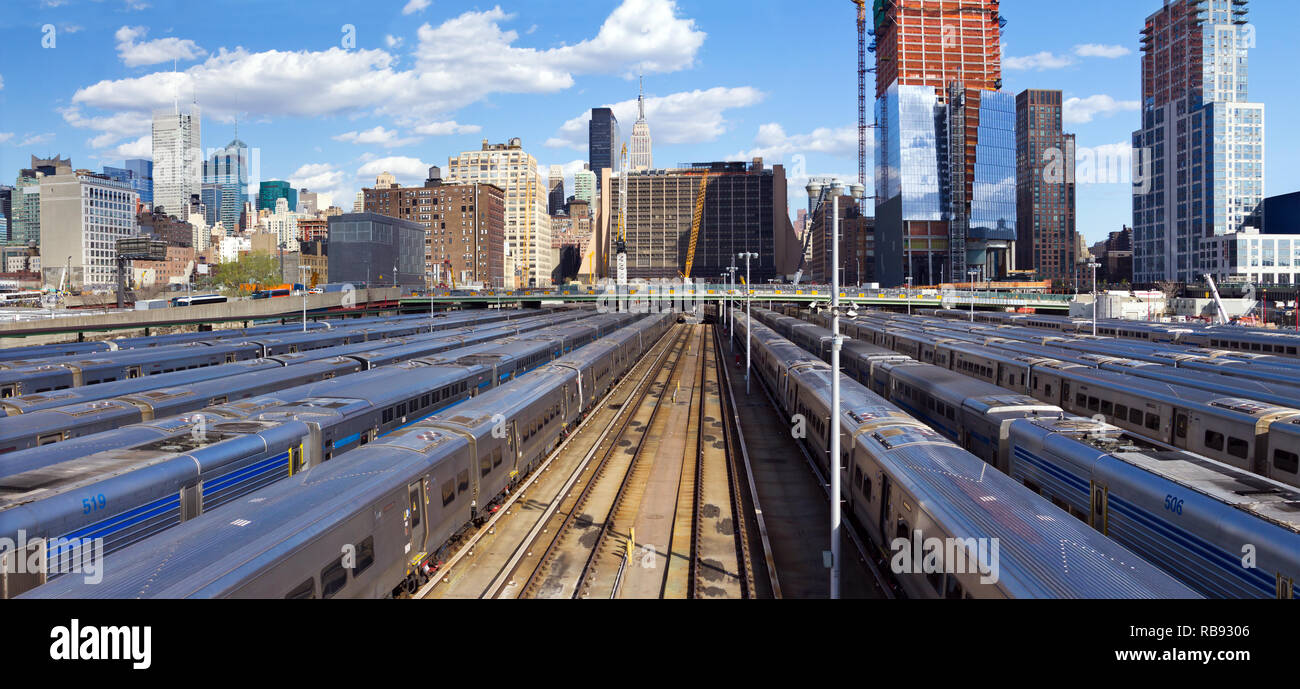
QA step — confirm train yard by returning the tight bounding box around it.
[0,300,1297,599]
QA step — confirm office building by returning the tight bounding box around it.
[629,80,653,171]
[39,170,139,290]
[326,212,426,290]
[573,167,596,206]
[258,181,297,214]
[104,159,153,206]
[152,105,201,218]
[445,138,551,288]
[363,178,506,288]
[1016,89,1078,283]
[612,159,799,284]
[1133,0,1264,283]
[589,108,620,193]
[872,0,1015,287]
[203,139,249,231]
[1256,190,1300,234]
[548,165,565,215]
[298,189,319,215]
[808,190,874,285]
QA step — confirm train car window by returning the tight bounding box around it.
[1205,430,1225,452]
[1100,400,1113,416]
[355,537,375,576]
[1115,404,1128,420]
[441,480,456,506]
[493,447,503,467]
[1044,384,1054,398]
[1227,437,1249,459]
[1129,408,1144,425]
[409,484,421,529]
[1076,394,1087,408]
[481,453,492,477]
[321,558,348,599]
[862,476,872,500]
[383,409,394,424]
[285,579,315,600]
[397,403,407,418]
[422,394,432,407]
[457,469,470,494]
[1087,397,1100,412]
[1145,413,1160,431]
[409,397,420,411]
[1274,450,1300,475]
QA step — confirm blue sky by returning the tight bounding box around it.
[0,0,1296,245]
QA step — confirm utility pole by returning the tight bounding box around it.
[968,269,979,321]
[905,276,913,316]
[738,252,756,394]
[727,264,738,350]
[1090,260,1101,335]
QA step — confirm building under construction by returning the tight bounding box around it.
[870,0,1017,287]
[609,159,800,284]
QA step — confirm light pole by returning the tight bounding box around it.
[1089,260,1101,336]
[738,252,756,394]
[905,276,913,317]
[968,269,979,322]
[727,264,738,350]
[427,270,435,331]
[298,265,311,332]
[720,273,728,333]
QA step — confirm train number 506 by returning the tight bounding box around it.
[1164,495,1184,515]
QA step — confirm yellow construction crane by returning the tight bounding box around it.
[682,171,709,280]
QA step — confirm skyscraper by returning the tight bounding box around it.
[629,78,653,171]
[151,105,201,218]
[573,167,596,206]
[203,139,250,232]
[258,181,297,214]
[589,107,620,193]
[872,0,1014,288]
[1016,89,1078,283]
[104,159,153,205]
[1132,0,1264,284]
[548,165,566,215]
[446,138,552,289]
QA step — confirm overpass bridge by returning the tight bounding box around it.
[399,285,1075,313]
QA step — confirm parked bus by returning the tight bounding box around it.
[170,294,228,307]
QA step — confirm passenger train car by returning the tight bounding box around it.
[21,312,674,599]
[1009,416,1300,599]
[733,310,1195,599]
[0,314,639,597]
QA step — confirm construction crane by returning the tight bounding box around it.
[853,0,867,188]
[682,171,709,281]
[615,143,629,290]
[1205,273,1231,325]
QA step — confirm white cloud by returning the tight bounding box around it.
[1004,50,1075,71]
[357,156,432,186]
[109,135,153,159]
[115,26,206,68]
[19,133,55,147]
[547,86,765,150]
[290,163,347,208]
[411,120,480,136]
[1064,94,1140,124]
[0,74,4,90]
[0,133,14,145]
[385,35,404,49]
[402,0,431,15]
[333,126,421,148]
[734,123,860,160]
[40,0,67,7]
[70,1,706,149]
[60,107,151,149]
[1074,44,1130,59]
[125,0,150,10]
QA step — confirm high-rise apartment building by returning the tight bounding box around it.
[446,138,552,288]
[872,0,1015,287]
[629,80,653,171]
[363,179,506,288]
[152,105,201,218]
[1016,89,1078,283]
[548,165,565,215]
[1133,0,1264,284]
[589,108,620,193]
[39,171,139,290]
[613,159,799,283]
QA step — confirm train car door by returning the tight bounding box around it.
[1277,574,1294,600]
[407,480,427,552]
[878,474,892,542]
[1089,481,1109,535]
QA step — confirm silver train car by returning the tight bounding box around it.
[22,312,673,598]
[1009,416,1300,599]
[735,310,1196,599]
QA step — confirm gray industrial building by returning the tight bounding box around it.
[326,213,426,290]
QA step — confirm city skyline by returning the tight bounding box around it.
[1,0,1298,246]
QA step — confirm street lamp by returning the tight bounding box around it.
[738,252,757,394]
[968,269,979,322]
[1089,260,1101,336]
[298,265,312,332]
[720,273,728,332]
[727,263,738,350]
[905,276,913,317]
[426,270,436,331]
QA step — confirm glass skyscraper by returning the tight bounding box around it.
[588,108,619,193]
[104,159,153,204]
[203,139,250,232]
[258,180,296,215]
